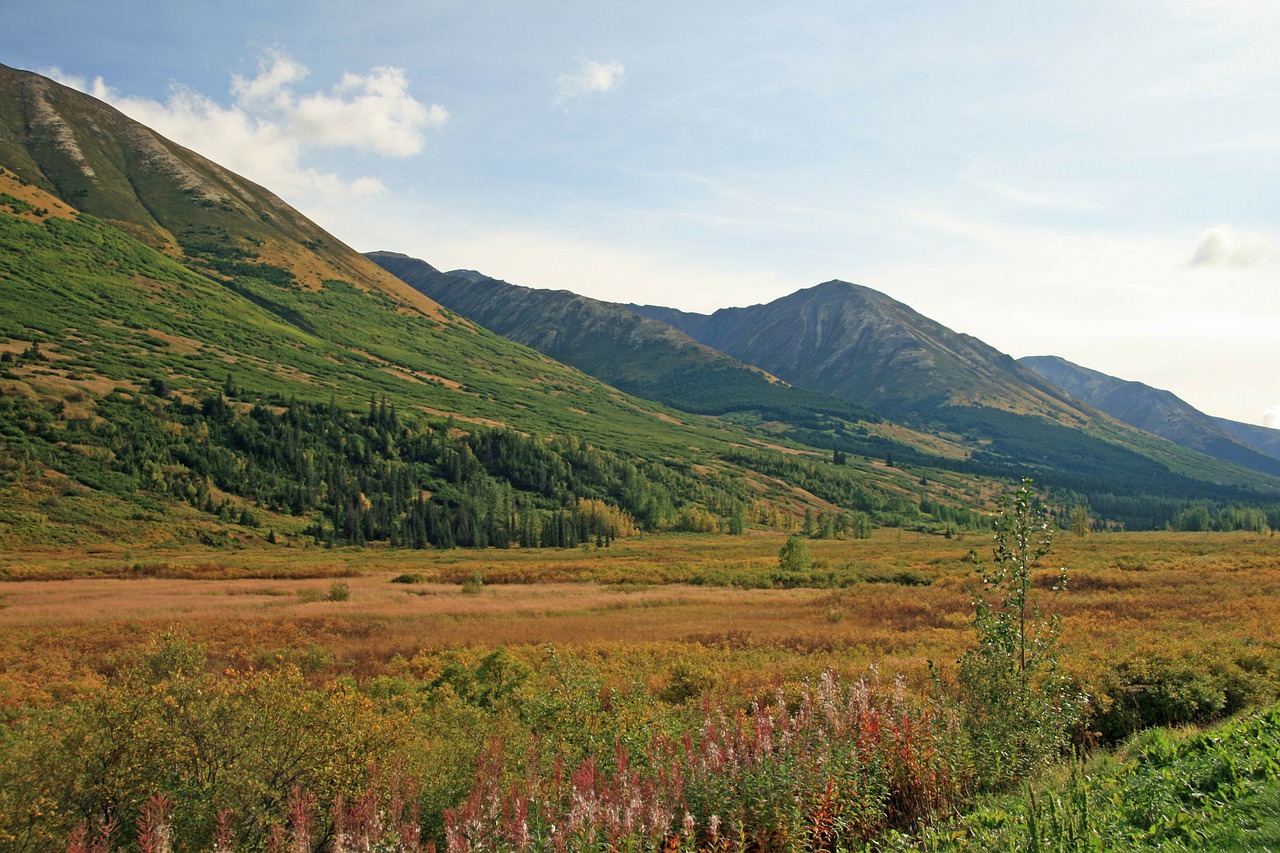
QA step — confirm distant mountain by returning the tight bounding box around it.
[366,252,876,434]
[1020,356,1280,477]
[631,282,1280,497]
[1215,419,1280,463]
[631,281,1084,422]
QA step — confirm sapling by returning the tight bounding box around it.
[957,479,1081,789]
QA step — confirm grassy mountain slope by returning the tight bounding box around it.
[1,65,1010,546]
[0,64,733,448]
[366,250,884,437]
[1021,355,1280,477]
[632,282,1280,500]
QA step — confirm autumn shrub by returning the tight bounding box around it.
[0,632,408,851]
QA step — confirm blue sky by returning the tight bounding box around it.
[3,1,1278,426]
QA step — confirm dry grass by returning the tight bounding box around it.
[1,529,1277,704]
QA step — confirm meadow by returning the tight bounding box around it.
[2,528,1279,850]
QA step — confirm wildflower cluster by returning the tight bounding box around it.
[443,671,967,852]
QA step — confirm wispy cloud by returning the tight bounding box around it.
[959,161,1099,212]
[45,48,446,204]
[553,58,625,107]
[1188,223,1273,267]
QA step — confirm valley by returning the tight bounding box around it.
[3,62,1280,850]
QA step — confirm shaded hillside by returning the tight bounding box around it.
[1216,419,1280,463]
[1021,355,1280,477]
[366,251,877,433]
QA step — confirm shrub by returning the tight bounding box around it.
[0,633,404,850]
[1091,650,1280,743]
[778,534,812,573]
[956,479,1082,790]
[326,581,350,602]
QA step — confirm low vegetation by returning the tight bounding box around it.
[0,485,1277,850]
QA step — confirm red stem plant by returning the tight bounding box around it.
[443,669,968,852]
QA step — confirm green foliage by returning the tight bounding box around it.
[957,479,1081,789]
[326,580,350,601]
[909,704,1280,851]
[778,534,813,573]
[1090,649,1280,744]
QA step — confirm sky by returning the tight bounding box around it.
[2,1,1278,426]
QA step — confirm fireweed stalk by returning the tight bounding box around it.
[443,669,967,852]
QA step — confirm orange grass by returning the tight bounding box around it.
[1,529,1277,705]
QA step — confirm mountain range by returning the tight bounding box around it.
[2,62,1278,546]
[368,253,1280,500]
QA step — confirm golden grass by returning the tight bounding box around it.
[1,529,1277,704]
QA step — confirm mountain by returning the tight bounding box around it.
[631,282,1280,498]
[8,64,942,547]
[365,251,880,438]
[1,64,1276,544]
[1020,355,1280,477]
[631,282,1085,421]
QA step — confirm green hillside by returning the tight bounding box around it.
[0,66,1007,547]
[366,251,881,442]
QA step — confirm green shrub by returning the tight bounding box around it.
[1091,650,1280,743]
[777,534,812,573]
[956,479,1081,790]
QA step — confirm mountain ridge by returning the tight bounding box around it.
[365,252,881,432]
[1020,355,1280,476]
[629,281,1089,423]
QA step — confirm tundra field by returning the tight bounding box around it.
[4,530,1280,700]
[3,529,1280,851]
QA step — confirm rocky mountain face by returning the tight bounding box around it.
[1020,355,1280,476]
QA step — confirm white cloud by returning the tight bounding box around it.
[554,58,625,107]
[44,50,445,205]
[1265,405,1280,429]
[1189,224,1273,267]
